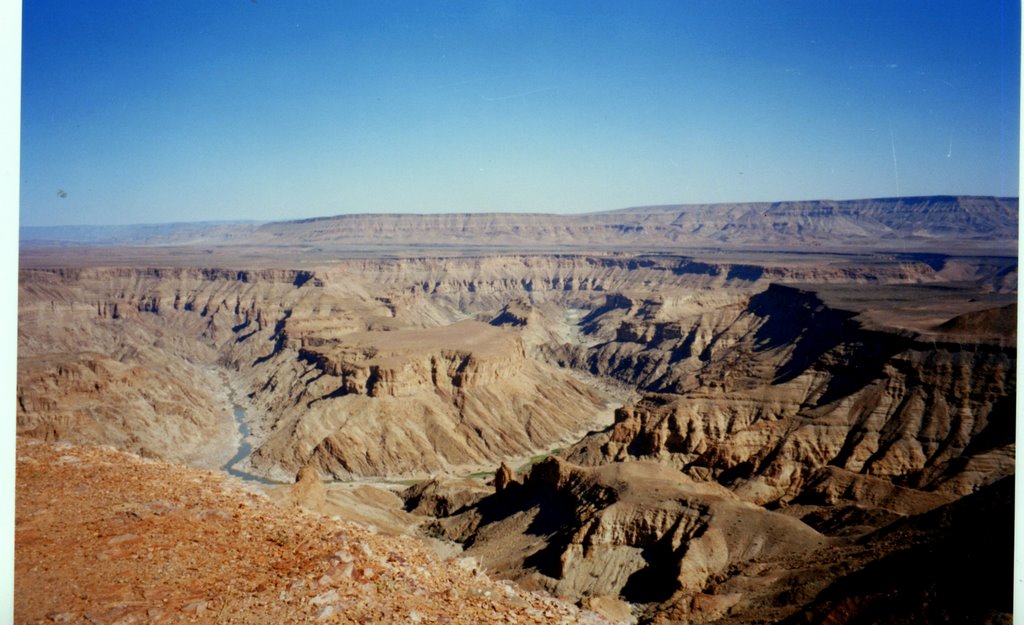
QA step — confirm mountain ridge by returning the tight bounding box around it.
[20,195,1018,253]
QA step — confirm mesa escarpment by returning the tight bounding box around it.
[17,232,1016,624]
[250,319,611,479]
[24,195,1017,254]
[294,321,528,397]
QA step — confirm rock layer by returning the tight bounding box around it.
[563,285,1016,504]
[429,458,826,605]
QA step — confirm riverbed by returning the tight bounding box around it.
[221,402,283,485]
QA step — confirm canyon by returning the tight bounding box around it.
[16,196,1017,624]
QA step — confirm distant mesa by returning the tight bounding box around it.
[19,195,1018,254]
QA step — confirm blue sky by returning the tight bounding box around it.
[19,0,1021,226]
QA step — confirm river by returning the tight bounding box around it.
[220,393,284,485]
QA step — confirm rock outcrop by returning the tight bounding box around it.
[250,319,611,479]
[402,478,491,518]
[776,476,1014,625]
[427,458,826,604]
[494,462,516,492]
[416,457,1013,625]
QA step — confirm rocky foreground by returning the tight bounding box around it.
[14,438,615,625]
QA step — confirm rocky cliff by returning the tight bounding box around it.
[17,263,618,479]
[414,457,1012,624]
[249,319,610,479]
[562,285,1015,503]
[430,458,826,603]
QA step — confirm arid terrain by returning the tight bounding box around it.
[16,196,1017,624]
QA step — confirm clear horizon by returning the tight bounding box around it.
[20,1,1021,227]
[18,193,1022,231]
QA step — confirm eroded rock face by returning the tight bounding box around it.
[17,262,622,479]
[423,452,1013,625]
[776,476,1014,625]
[16,267,320,468]
[384,280,1014,624]
[563,285,1016,505]
[402,478,490,518]
[19,258,1014,487]
[16,352,232,466]
[297,321,527,397]
[16,269,247,466]
[249,319,610,479]
[432,458,825,604]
